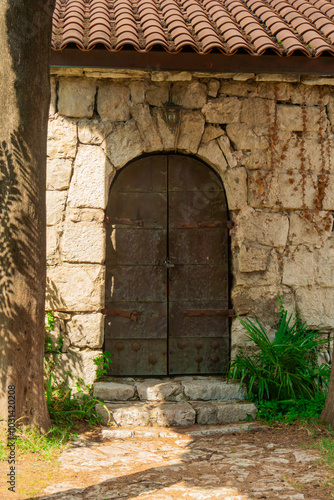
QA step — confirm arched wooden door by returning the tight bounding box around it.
[104,155,229,376]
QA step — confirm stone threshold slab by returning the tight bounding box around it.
[101,422,265,440]
[94,376,247,402]
[97,400,257,427]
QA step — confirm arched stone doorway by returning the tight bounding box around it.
[104,154,230,376]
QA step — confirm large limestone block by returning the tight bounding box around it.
[282,246,316,286]
[296,287,334,328]
[58,78,96,118]
[152,402,196,426]
[46,264,105,311]
[201,125,225,144]
[197,140,227,174]
[97,83,131,121]
[78,119,113,145]
[131,104,163,151]
[226,124,269,150]
[235,208,289,247]
[173,81,207,109]
[177,111,205,153]
[67,313,104,348]
[181,380,246,401]
[105,402,151,426]
[242,150,270,170]
[235,249,281,287]
[136,379,184,401]
[146,82,169,107]
[67,145,113,209]
[47,158,72,190]
[47,116,77,159]
[240,97,274,125]
[191,402,218,425]
[93,381,136,401]
[239,245,270,273]
[62,221,105,263]
[217,135,237,168]
[46,191,66,226]
[316,240,334,287]
[232,284,295,318]
[153,108,175,150]
[207,79,220,98]
[256,74,300,82]
[151,71,192,82]
[129,80,146,104]
[277,105,325,132]
[289,212,333,246]
[203,97,241,123]
[66,208,105,223]
[47,226,59,264]
[52,348,101,388]
[104,121,143,169]
[222,167,247,210]
[215,401,257,423]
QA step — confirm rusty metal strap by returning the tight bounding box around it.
[177,221,224,229]
[183,309,235,317]
[102,308,139,322]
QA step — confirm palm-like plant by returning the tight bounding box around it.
[228,300,331,401]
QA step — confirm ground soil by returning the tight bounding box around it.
[0,423,333,499]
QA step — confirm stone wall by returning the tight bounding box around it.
[47,68,334,385]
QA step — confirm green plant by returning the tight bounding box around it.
[93,351,112,380]
[44,312,63,355]
[228,299,330,401]
[255,393,327,424]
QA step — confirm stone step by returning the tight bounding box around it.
[97,400,257,427]
[93,376,247,403]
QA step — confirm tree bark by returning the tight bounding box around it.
[0,1,55,432]
[321,364,334,427]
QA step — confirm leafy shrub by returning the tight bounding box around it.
[255,393,327,424]
[228,299,331,401]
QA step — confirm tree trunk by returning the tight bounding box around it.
[0,0,55,432]
[321,364,334,427]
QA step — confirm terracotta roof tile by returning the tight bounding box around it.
[51,0,334,56]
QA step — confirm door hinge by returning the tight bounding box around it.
[102,308,139,322]
[182,309,235,318]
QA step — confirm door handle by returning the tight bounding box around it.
[164,259,175,269]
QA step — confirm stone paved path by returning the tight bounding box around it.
[36,423,330,500]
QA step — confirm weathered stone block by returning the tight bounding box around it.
[46,191,66,226]
[239,245,270,273]
[146,82,169,107]
[178,111,205,153]
[181,380,246,401]
[49,77,57,115]
[289,212,333,246]
[277,105,324,132]
[201,125,225,144]
[93,381,136,401]
[222,167,247,210]
[217,135,237,168]
[62,222,105,263]
[316,240,334,287]
[240,98,273,125]
[104,121,143,169]
[105,403,151,426]
[173,81,207,109]
[151,71,192,82]
[235,249,281,287]
[136,379,184,401]
[207,79,220,98]
[233,73,254,81]
[153,108,175,150]
[46,264,105,311]
[215,401,257,423]
[129,80,146,104]
[242,150,270,170]
[323,174,334,210]
[256,74,300,82]
[78,119,113,145]
[52,348,101,388]
[296,287,334,328]
[203,97,241,123]
[47,158,72,191]
[66,208,105,223]
[47,116,77,159]
[235,208,289,247]
[67,313,104,348]
[58,78,96,118]
[197,140,227,174]
[232,285,295,318]
[152,402,196,426]
[47,226,59,264]
[226,124,269,150]
[191,402,218,425]
[97,83,131,121]
[283,246,316,286]
[67,145,113,209]
[131,104,163,151]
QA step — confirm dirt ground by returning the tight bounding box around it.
[0,423,333,500]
